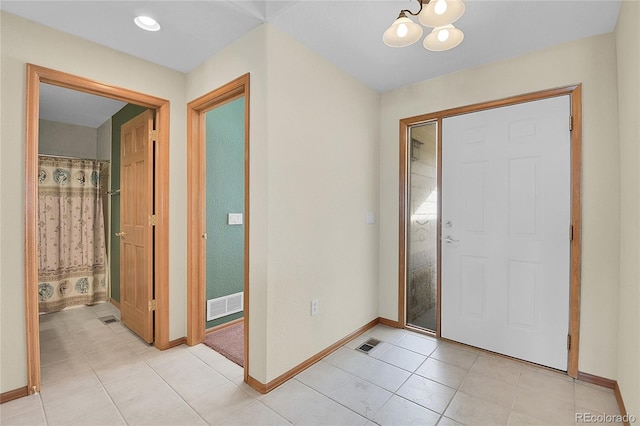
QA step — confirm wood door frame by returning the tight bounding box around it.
[398,85,582,377]
[186,74,250,382]
[24,64,171,394]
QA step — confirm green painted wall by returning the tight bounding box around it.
[109,104,148,303]
[205,97,245,328]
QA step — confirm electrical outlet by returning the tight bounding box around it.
[311,299,319,316]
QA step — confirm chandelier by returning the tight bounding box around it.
[383,0,465,51]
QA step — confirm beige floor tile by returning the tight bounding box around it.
[6,313,626,426]
[39,368,102,406]
[65,317,106,334]
[575,382,621,415]
[366,325,409,344]
[233,376,268,400]
[103,367,167,405]
[444,391,511,426]
[39,311,65,324]
[371,344,427,372]
[156,360,231,403]
[518,368,574,404]
[325,347,373,374]
[39,319,67,332]
[507,410,552,425]
[470,355,523,386]
[39,340,83,366]
[366,341,395,358]
[373,395,441,426]
[459,370,517,408]
[0,393,43,420]
[395,333,439,356]
[262,380,368,425]
[43,385,125,426]
[127,337,157,354]
[115,383,198,425]
[80,335,141,356]
[430,343,479,370]
[39,324,72,342]
[512,388,576,425]
[416,357,469,388]
[327,374,392,418]
[396,375,456,414]
[187,344,245,381]
[93,356,152,385]
[89,302,120,316]
[344,333,374,350]
[353,356,412,392]
[189,381,257,425]
[40,355,92,384]
[84,343,140,368]
[296,361,352,396]
[55,307,98,322]
[107,321,131,334]
[522,363,574,382]
[437,416,464,426]
[219,401,291,426]
[1,408,47,426]
[141,344,193,366]
[71,324,121,347]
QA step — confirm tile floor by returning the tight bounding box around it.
[1,303,623,425]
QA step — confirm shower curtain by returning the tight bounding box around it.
[38,155,108,313]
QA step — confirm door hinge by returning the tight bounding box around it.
[569,115,573,131]
[149,299,157,312]
[149,215,157,226]
[150,130,157,141]
[570,225,574,241]
[567,334,571,350]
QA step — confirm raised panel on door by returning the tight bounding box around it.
[120,110,154,343]
[441,96,571,371]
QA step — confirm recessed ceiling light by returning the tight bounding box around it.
[134,16,160,32]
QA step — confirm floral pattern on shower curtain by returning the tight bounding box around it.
[38,156,108,313]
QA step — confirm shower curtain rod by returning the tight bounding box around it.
[38,154,110,161]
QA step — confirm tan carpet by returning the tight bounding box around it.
[203,321,244,367]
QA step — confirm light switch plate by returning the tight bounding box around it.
[366,212,376,224]
[228,213,243,225]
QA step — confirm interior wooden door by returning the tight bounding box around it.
[441,96,571,370]
[119,110,155,343]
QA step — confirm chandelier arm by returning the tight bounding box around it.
[401,0,428,17]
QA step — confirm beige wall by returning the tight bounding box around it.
[96,118,111,161]
[0,12,187,392]
[38,119,98,159]
[263,25,380,381]
[379,33,621,379]
[186,24,380,383]
[615,0,640,418]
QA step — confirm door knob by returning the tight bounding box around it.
[444,235,459,243]
[115,231,127,238]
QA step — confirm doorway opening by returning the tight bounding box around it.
[24,64,171,394]
[398,85,582,377]
[186,74,250,380]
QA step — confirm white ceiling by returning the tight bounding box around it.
[2,0,622,127]
[39,84,126,128]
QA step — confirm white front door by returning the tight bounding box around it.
[441,96,571,370]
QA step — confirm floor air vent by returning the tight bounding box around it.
[357,338,381,354]
[99,315,119,325]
